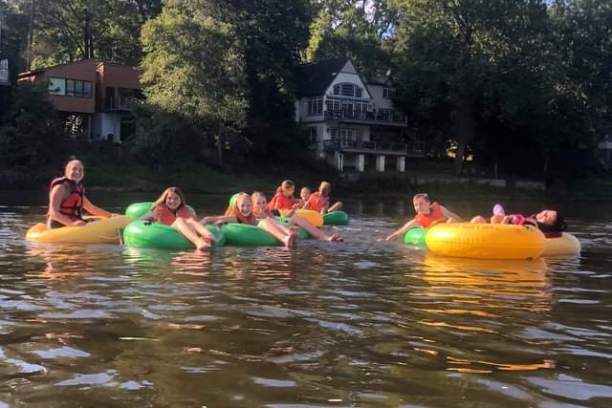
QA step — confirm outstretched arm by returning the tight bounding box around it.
[386,218,419,241]
[83,197,112,218]
[201,215,237,225]
[440,206,462,221]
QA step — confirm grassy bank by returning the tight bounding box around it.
[2,156,608,201]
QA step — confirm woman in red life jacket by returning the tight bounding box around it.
[142,187,216,251]
[203,193,299,248]
[305,181,343,214]
[251,191,342,242]
[47,159,112,229]
[267,180,301,216]
[385,193,462,241]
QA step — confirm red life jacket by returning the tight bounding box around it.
[509,214,537,227]
[235,211,257,225]
[414,202,446,228]
[153,205,195,226]
[48,177,84,221]
[306,192,328,212]
[267,193,295,211]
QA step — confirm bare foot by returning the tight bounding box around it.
[326,233,343,242]
[195,238,211,251]
[283,232,298,249]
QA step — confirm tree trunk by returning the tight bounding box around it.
[217,124,224,167]
[453,98,475,176]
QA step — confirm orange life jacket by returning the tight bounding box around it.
[414,202,446,228]
[305,192,328,212]
[153,205,195,226]
[268,193,295,211]
[48,177,84,221]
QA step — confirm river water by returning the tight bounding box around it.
[0,191,610,407]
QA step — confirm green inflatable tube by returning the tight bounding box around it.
[125,202,196,219]
[404,227,426,246]
[123,220,225,250]
[323,211,349,225]
[221,223,283,246]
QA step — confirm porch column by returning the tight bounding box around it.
[356,154,365,172]
[335,152,344,172]
[376,155,385,172]
[396,156,406,172]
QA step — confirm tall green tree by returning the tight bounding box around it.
[551,0,612,141]
[307,0,394,77]
[391,0,565,176]
[9,0,161,68]
[140,0,247,166]
[0,82,63,166]
[210,0,312,159]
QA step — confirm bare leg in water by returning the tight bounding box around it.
[288,215,342,241]
[172,218,213,251]
[258,218,297,248]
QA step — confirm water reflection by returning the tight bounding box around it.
[0,199,611,407]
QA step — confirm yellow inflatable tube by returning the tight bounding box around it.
[425,223,545,260]
[542,233,581,257]
[25,215,131,244]
[279,209,323,227]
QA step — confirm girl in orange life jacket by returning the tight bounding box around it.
[142,187,216,251]
[385,193,462,241]
[203,193,299,248]
[267,180,301,216]
[47,159,112,229]
[251,191,343,242]
[305,181,343,214]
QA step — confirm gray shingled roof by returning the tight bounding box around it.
[295,58,348,98]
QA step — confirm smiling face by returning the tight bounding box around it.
[65,160,84,183]
[236,194,253,216]
[300,187,311,201]
[536,209,557,225]
[252,193,267,216]
[413,196,431,215]
[165,191,182,211]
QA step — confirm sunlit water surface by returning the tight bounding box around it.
[0,192,610,407]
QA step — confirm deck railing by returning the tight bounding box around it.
[323,140,424,155]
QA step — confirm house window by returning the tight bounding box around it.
[329,128,356,146]
[383,87,395,99]
[341,83,354,97]
[333,83,365,98]
[309,127,318,143]
[65,79,93,98]
[0,59,9,84]
[307,97,323,116]
[48,77,66,95]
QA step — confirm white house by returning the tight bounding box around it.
[295,59,424,172]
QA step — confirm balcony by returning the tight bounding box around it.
[323,139,425,157]
[323,109,407,127]
[103,87,142,112]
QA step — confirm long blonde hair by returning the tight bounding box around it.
[318,181,331,197]
[224,192,250,216]
[153,186,187,210]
